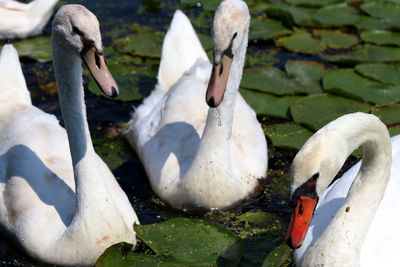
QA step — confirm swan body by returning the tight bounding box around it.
[125,0,267,210]
[0,5,138,265]
[0,0,58,39]
[286,112,400,266]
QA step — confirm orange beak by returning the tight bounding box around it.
[286,196,318,249]
[205,54,233,107]
[81,46,119,98]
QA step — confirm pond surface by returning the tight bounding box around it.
[1,0,400,266]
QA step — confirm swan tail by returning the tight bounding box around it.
[157,10,209,91]
[0,44,31,104]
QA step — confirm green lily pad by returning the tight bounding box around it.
[355,16,400,31]
[360,2,400,20]
[284,0,340,7]
[314,30,358,49]
[88,61,156,101]
[285,60,327,94]
[262,242,292,267]
[355,63,400,85]
[389,125,400,136]
[372,104,400,126]
[290,94,371,130]
[7,36,52,62]
[361,30,400,46]
[264,123,313,150]
[323,69,400,104]
[249,16,292,41]
[312,3,361,27]
[241,89,301,118]
[321,44,400,63]
[276,30,326,54]
[266,3,318,28]
[242,66,308,95]
[113,32,164,58]
[97,218,243,266]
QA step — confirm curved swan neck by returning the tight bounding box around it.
[301,114,392,265]
[52,40,104,211]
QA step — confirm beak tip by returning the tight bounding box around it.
[110,86,118,98]
[207,96,217,108]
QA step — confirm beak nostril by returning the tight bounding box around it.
[95,52,101,69]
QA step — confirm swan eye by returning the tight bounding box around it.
[72,26,83,36]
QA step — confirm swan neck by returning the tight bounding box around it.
[304,116,392,264]
[52,40,103,209]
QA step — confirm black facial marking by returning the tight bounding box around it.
[72,25,83,35]
[289,173,319,208]
[223,34,235,59]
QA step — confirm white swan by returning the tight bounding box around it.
[285,112,400,266]
[0,5,139,266]
[0,0,58,39]
[125,0,267,210]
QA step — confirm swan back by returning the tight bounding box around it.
[0,44,31,104]
[157,10,209,90]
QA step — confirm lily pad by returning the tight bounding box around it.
[264,123,313,150]
[249,16,292,41]
[242,66,308,95]
[262,242,292,267]
[313,30,358,49]
[290,94,371,130]
[361,30,400,47]
[355,63,400,85]
[87,61,156,101]
[321,44,400,63]
[355,16,400,31]
[265,3,318,28]
[312,3,361,27]
[7,36,52,62]
[372,104,400,126]
[241,89,301,118]
[113,32,164,58]
[360,2,400,20]
[245,50,278,67]
[276,30,326,54]
[285,60,327,94]
[284,0,340,7]
[323,69,400,104]
[97,218,243,266]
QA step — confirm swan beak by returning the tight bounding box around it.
[206,54,233,108]
[286,195,318,249]
[81,47,119,98]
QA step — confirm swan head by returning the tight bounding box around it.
[285,123,356,249]
[206,0,250,107]
[52,4,119,98]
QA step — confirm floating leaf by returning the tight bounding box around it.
[355,16,400,31]
[266,3,318,28]
[262,242,292,267]
[264,123,313,150]
[323,69,400,104]
[113,32,164,58]
[361,30,400,46]
[312,3,361,27]
[360,2,400,20]
[6,36,52,62]
[276,30,326,54]
[245,50,278,67]
[372,104,400,126]
[285,60,327,94]
[314,30,358,49]
[290,94,371,130]
[249,16,292,41]
[241,89,301,118]
[284,0,340,8]
[355,63,400,85]
[97,218,243,266]
[321,44,400,63]
[242,66,308,95]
